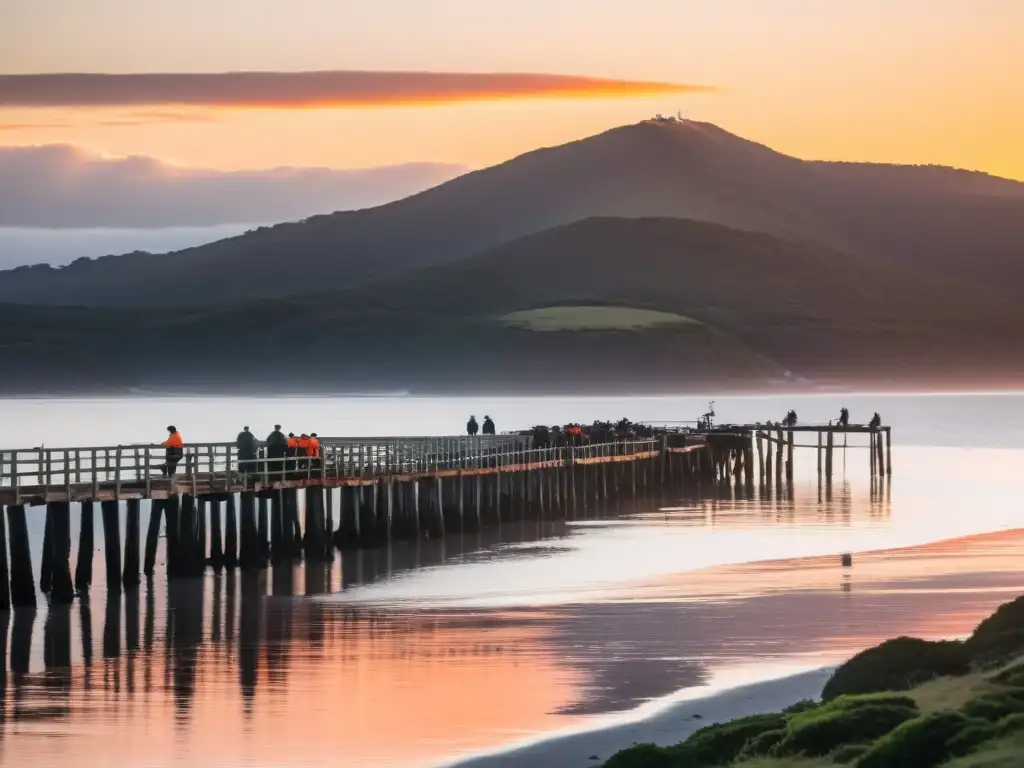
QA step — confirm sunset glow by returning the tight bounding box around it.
[1,0,1020,179]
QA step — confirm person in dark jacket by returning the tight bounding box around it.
[265,425,288,475]
[482,416,496,435]
[467,416,479,436]
[236,426,258,473]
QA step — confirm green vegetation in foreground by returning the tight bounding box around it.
[499,305,701,332]
[605,595,1024,768]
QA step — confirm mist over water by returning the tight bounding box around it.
[1,392,1024,767]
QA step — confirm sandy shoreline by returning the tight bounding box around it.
[445,666,835,768]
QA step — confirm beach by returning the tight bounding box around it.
[447,668,835,767]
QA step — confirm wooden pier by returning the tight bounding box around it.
[0,422,890,612]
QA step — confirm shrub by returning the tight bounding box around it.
[995,712,1024,737]
[961,690,1024,722]
[822,637,971,700]
[856,711,978,768]
[735,728,787,760]
[966,596,1024,667]
[947,722,999,757]
[832,743,870,763]
[673,712,788,766]
[989,662,1024,688]
[783,699,820,714]
[774,703,916,757]
[604,743,680,768]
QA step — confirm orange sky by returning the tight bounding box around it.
[1,0,1022,179]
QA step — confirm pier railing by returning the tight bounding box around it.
[0,436,661,504]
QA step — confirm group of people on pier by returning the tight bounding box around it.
[466,415,496,436]
[158,424,321,476]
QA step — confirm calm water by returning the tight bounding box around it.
[2,393,1024,767]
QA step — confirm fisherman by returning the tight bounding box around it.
[236,426,258,473]
[839,407,850,428]
[162,425,183,477]
[482,415,496,436]
[869,412,882,429]
[467,416,479,436]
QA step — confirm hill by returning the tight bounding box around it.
[2,217,1022,394]
[2,120,1022,308]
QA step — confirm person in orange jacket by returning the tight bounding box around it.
[162,425,183,476]
[307,433,320,458]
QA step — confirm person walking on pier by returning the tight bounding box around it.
[236,426,257,473]
[482,415,496,436]
[467,416,479,436]
[162,425,183,476]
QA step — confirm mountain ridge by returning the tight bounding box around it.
[3,119,1022,308]
[2,215,1022,394]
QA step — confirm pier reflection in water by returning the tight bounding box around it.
[2,449,1024,767]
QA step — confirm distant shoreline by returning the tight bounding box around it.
[2,383,1024,400]
[443,667,835,768]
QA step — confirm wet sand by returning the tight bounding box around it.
[447,668,834,767]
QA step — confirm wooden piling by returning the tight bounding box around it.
[123,498,141,589]
[100,500,121,591]
[165,494,181,578]
[225,494,238,568]
[40,503,57,594]
[209,497,224,569]
[239,492,260,568]
[0,505,8,612]
[786,430,794,481]
[826,430,834,479]
[875,429,885,476]
[76,500,95,590]
[49,502,74,604]
[143,500,161,577]
[885,428,892,475]
[775,428,784,484]
[817,431,822,476]
[180,494,204,576]
[257,494,270,559]
[270,490,286,562]
[304,486,326,559]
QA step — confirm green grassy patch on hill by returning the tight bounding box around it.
[500,305,700,332]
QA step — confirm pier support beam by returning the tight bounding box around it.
[143,500,162,577]
[50,502,75,604]
[209,497,224,569]
[123,498,141,589]
[101,501,121,592]
[76,501,95,590]
[224,494,238,569]
[239,492,261,569]
[0,505,8,612]
[257,494,270,560]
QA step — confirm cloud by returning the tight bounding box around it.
[0,70,710,109]
[0,122,68,131]
[0,144,468,228]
